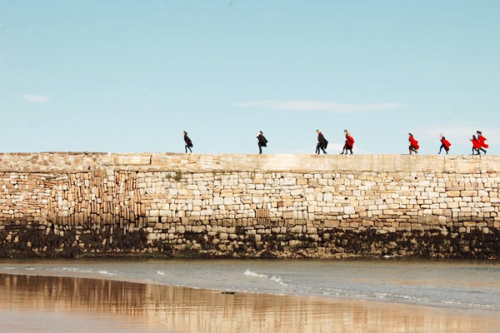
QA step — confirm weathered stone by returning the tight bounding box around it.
[0,153,499,259]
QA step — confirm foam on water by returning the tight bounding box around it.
[59,267,117,276]
[244,269,268,278]
[244,269,288,287]
[270,276,285,285]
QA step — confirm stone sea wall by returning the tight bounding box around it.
[0,153,499,259]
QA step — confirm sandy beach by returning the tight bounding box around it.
[1,273,500,333]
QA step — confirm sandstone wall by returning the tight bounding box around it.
[0,153,499,259]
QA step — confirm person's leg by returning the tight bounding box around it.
[481,148,487,154]
[341,144,346,154]
[316,143,320,154]
[185,145,188,153]
[438,144,444,154]
[259,143,262,154]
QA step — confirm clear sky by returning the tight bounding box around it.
[1,0,499,155]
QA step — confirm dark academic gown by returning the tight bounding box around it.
[184,134,193,147]
[318,133,327,149]
[258,134,267,147]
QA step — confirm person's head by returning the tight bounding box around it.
[316,129,320,134]
[183,131,187,135]
[260,131,263,135]
[440,133,444,138]
[344,129,348,134]
[409,133,413,137]
[477,131,482,135]
[473,135,477,140]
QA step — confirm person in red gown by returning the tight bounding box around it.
[341,130,355,154]
[408,133,419,155]
[438,133,451,155]
[470,135,482,155]
[476,131,488,154]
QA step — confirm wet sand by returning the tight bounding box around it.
[1,273,500,333]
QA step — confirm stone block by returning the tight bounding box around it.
[343,206,356,215]
[324,220,339,228]
[461,190,477,197]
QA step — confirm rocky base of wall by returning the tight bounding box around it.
[1,224,499,260]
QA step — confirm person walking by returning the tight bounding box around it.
[476,131,488,154]
[183,131,193,153]
[315,130,328,154]
[408,133,419,155]
[471,135,481,155]
[341,130,355,155]
[438,133,451,155]
[257,131,268,154]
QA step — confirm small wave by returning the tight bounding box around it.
[157,271,166,276]
[244,270,288,287]
[60,267,116,276]
[270,276,287,286]
[2,267,37,271]
[62,267,80,272]
[61,267,95,274]
[244,269,268,278]
[270,276,282,283]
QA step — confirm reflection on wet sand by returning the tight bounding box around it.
[1,273,499,333]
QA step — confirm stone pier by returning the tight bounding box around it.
[0,153,499,259]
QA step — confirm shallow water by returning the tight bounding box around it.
[1,258,499,313]
[6,273,500,333]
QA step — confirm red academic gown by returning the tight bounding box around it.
[345,135,355,149]
[471,138,481,150]
[441,138,451,151]
[409,136,419,150]
[478,136,489,149]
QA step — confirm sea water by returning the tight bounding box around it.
[1,258,499,313]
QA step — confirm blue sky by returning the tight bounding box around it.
[1,0,499,155]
